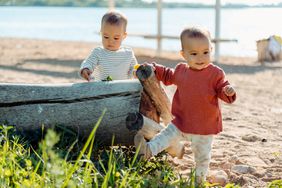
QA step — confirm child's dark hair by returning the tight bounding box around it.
[180,27,211,50]
[101,11,127,31]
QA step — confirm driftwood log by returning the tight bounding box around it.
[139,90,160,123]
[136,65,173,125]
[126,65,184,158]
[0,80,142,145]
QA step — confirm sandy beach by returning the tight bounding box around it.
[0,37,281,187]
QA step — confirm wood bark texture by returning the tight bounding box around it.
[136,65,173,125]
[0,80,142,145]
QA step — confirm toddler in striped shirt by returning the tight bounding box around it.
[80,11,137,81]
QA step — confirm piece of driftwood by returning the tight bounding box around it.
[136,65,173,125]
[0,80,142,145]
[139,90,160,123]
[126,112,184,158]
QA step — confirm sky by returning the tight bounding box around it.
[148,0,282,5]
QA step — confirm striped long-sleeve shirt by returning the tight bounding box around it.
[80,46,137,81]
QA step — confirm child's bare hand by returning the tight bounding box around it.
[81,68,92,82]
[223,85,235,96]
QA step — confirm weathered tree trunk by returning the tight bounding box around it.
[0,80,142,146]
[136,65,173,125]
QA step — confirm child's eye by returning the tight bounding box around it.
[190,53,197,56]
[204,51,209,55]
[114,37,120,40]
[103,36,109,39]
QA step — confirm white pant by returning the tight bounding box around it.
[148,123,213,179]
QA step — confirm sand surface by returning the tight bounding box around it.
[0,37,281,187]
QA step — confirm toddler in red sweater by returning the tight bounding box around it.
[135,26,236,183]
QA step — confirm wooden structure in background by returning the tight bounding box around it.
[108,0,237,61]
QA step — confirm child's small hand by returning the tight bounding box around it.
[81,68,93,82]
[223,85,235,96]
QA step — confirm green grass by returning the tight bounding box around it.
[0,114,281,187]
[268,180,282,188]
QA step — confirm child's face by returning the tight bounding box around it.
[180,37,212,70]
[101,23,127,51]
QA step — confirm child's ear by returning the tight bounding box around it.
[180,50,185,59]
[123,32,127,39]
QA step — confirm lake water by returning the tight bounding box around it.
[1,6,282,57]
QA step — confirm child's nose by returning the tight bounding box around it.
[199,54,206,61]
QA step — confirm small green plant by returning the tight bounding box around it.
[272,151,281,158]
[268,179,282,188]
[102,76,113,81]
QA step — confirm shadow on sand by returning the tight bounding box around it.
[0,57,281,79]
[137,55,282,75]
[0,58,82,79]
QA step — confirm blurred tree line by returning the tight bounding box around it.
[0,0,153,7]
[0,0,215,8]
[2,0,280,8]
